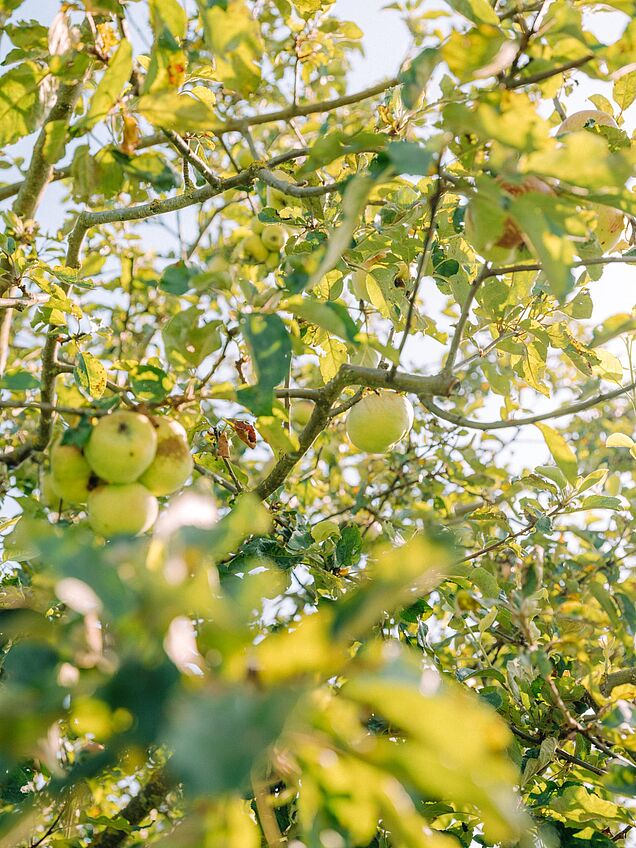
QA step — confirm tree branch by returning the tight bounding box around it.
[212,77,400,133]
[92,770,171,848]
[505,54,594,89]
[485,255,636,278]
[256,168,346,198]
[443,265,488,375]
[600,668,636,697]
[422,380,636,431]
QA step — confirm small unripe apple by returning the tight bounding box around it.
[139,417,193,496]
[235,148,254,170]
[50,441,93,504]
[40,471,62,509]
[592,204,624,251]
[261,223,286,251]
[345,392,414,453]
[88,482,158,537]
[84,411,157,484]
[265,251,281,271]
[350,346,381,368]
[465,176,553,254]
[291,400,314,428]
[242,234,269,263]
[266,169,291,210]
[556,111,624,252]
[557,109,618,134]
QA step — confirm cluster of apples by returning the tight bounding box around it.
[236,219,287,269]
[464,109,625,260]
[44,411,193,538]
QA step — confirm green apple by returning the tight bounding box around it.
[50,441,94,504]
[557,109,617,134]
[40,471,62,509]
[84,411,157,484]
[350,346,381,368]
[235,148,255,170]
[139,417,193,496]
[291,400,315,428]
[265,251,281,271]
[242,234,269,263]
[592,204,624,251]
[261,223,286,251]
[465,176,553,256]
[345,391,414,453]
[556,111,623,252]
[88,482,158,537]
[266,169,292,210]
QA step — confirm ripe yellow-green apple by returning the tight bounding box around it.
[557,109,618,134]
[266,169,292,210]
[261,223,286,251]
[84,411,157,484]
[242,234,269,263]
[464,176,553,258]
[350,345,381,368]
[40,471,62,509]
[345,392,414,453]
[50,441,93,504]
[557,110,624,252]
[139,417,193,496]
[291,400,315,428]
[87,483,158,537]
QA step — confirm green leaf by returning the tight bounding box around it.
[74,352,107,400]
[238,313,292,416]
[286,296,359,344]
[386,141,435,176]
[299,129,386,174]
[399,47,438,109]
[129,363,173,402]
[606,433,635,448]
[580,495,622,511]
[535,423,578,484]
[42,119,68,164]
[165,685,299,796]
[160,261,198,295]
[162,307,221,370]
[137,91,217,132]
[307,174,375,290]
[81,39,133,131]
[445,0,499,24]
[613,70,636,111]
[0,61,43,146]
[509,194,575,300]
[198,0,262,95]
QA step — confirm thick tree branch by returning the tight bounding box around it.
[92,770,171,848]
[256,168,346,198]
[600,668,636,697]
[422,380,636,431]
[0,293,49,310]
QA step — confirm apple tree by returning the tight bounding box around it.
[1,0,636,845]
